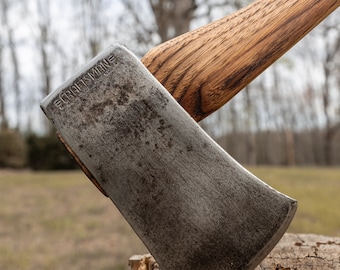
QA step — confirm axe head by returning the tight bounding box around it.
[41,44,297,270]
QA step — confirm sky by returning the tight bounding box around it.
[1,0,339,134]
[2,0,127,133]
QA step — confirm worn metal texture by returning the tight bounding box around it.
[41,44,297,270]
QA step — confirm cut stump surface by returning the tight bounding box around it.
[129,234,340,270]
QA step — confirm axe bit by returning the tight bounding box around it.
[40,0,338,269]
[42,44,297,270]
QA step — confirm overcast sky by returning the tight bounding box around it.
[1,1,339,133]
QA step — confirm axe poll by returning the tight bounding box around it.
[40,0,339,269]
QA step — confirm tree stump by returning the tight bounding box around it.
[256,233,340,269]
[128,234,340,270]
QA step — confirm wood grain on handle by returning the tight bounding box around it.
[142,0,339,121]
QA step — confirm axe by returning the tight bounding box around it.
[40,0,339,269]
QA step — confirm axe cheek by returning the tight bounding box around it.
[41,44,297,270]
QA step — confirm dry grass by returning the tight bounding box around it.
[248,166,340,237]
[0,170,147,270]
[0,167,339,269]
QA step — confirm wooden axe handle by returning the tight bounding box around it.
[142,0,339,121]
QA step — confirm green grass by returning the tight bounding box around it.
[0,167,339,269]
[248,167,340,237]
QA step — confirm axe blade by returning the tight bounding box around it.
[41,44,297,270]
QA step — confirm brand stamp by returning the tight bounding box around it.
[53,53,117,110]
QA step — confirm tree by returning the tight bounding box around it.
[0,0,8,130]
[149,0,196,42]
[36,0,52,99]
[78,0,108,58]
[321,24,340,165]
[0,129,26,168]
[0,0,338,165]
[1,0,21,131]
[118,0,197,58]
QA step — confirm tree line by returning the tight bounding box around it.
[0,0,339,169]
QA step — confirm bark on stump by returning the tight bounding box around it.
[128,233,340,270]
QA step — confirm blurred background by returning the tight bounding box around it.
[0,0,339,168]
[0,0,339,269]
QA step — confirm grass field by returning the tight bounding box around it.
[0,167,339,269]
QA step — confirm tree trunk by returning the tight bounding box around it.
[0,0,8,130]
[7,23,21,131]
[149,0,196,42]
[79,0,106,58]
[321,25,340,165]
[285,129,296,166]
